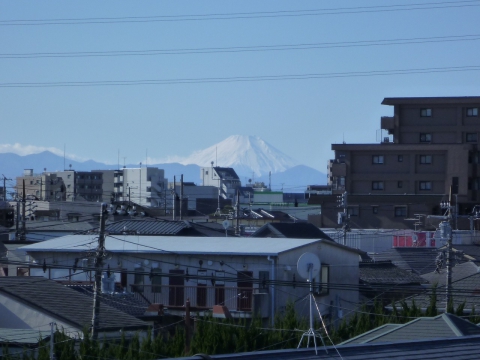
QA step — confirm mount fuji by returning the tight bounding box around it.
[177,135,299,177]
[0,136,326,192]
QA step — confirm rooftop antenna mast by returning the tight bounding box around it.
[296,252,328,355]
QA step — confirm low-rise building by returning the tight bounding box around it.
[20,235,362,322]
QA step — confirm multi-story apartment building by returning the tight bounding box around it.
[15,167,167,207]
[201,166,241,200]
[314,97,480,230]
[15,169,65,201]
[118,167,167,207]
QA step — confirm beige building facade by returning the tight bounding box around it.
[322,97,480,230]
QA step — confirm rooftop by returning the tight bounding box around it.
[399,271,480,311]
[382,96,480,105]
[180,335,480,360]
[359,260,428,285]
[251,223,333,241]
[20,235,330,256]
[102,218,204,236]
[372,247,445,275]
[341,313,480,345]
[0,277,148,332]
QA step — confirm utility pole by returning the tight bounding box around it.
[172,176,176,221]
[20,180,26,241]
[180,174,183,221]
[91,203,108,340]
[50,321,56,360]
[336,191,348,245]
[440,187,453,311]
[15,201,20,240]
[235,190,240,235]
[184,298,191,354]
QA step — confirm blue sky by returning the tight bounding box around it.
[1,1,479,171]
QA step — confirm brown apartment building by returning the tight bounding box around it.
[310,97,480,230]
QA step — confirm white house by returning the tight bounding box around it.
[19,236,361,323]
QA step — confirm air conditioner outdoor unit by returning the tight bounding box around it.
[383,137,390,143]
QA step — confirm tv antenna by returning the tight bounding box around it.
[296,252,328,354]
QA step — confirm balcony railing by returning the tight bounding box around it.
[130,284,255,312]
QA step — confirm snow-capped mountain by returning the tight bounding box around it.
[178,135,299,177]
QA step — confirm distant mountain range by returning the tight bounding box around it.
[179,135,299,177]
[0,135,326,192]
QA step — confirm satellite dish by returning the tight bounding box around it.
[297,252,321,280]
[222,220,231,229]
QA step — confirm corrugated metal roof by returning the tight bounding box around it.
[105,219,190,235]
[20,235,322,256]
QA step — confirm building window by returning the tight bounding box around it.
[347,206,359,217]
[372,181,384,190]
[469,178,480,191]
[394,207,407,217]
[146,186,152,192]
[259,271,270,293]
[419,181,432,190]
[420,108,432,117]
[133,267,144,293]
[420,133,432,143]
[398,181,403,188]
[398,155,403,162]
[467,108,478,117]
[372,206,378,214]
[151,268,162,293]
[314,265,329,296]
[466,133,478,143]
[419,155,433,164]
[372,155,384,164]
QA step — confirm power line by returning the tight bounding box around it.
[2,34,480,59]
[1,65,480,88]
[1,1,479,25]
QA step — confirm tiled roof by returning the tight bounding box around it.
[400,272,480,312]
[251,223,333,240]
[66,284,150,318]
[360,261,428,285]
[182,335,480,359]
[26,220,95,232]
[0,277,148,332]
[341,313,480,345]
[372,248,447,275]
[103,219,203,236]
[421,261,480,286]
